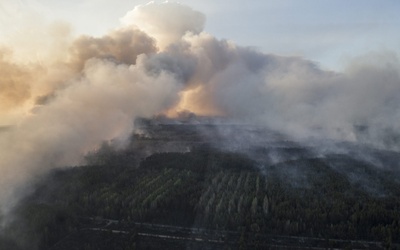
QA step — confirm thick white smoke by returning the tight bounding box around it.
[0,2,196,213]
[1,2,400,216]
[121,2,205,49]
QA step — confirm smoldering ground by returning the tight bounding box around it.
[1,1,400,220]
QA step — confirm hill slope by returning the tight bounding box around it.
[1,118,400,249]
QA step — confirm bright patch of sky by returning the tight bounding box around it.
[1,0,399,70]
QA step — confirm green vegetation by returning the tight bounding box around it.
[1,123,400,249]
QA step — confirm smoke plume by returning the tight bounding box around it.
[0,2,400,216]
[0,50,31,113]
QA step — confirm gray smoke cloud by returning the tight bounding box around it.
[0,1,400,216]
[69,27,157,71]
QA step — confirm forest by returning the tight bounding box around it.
[1,119,400,249]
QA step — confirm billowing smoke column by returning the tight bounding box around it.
[0,2,400,214]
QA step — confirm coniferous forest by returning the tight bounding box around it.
[1,119,400,250]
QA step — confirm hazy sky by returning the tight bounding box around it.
[1,0,399,69]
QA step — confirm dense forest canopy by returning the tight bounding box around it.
[0,117,400,249]
[1,118,400,249]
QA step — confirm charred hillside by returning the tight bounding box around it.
[1,118,400,250]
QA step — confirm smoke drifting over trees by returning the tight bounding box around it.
[0,2,399,216]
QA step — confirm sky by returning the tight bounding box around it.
[1,0,399,70]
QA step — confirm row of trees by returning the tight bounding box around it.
[2,148,400,249]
